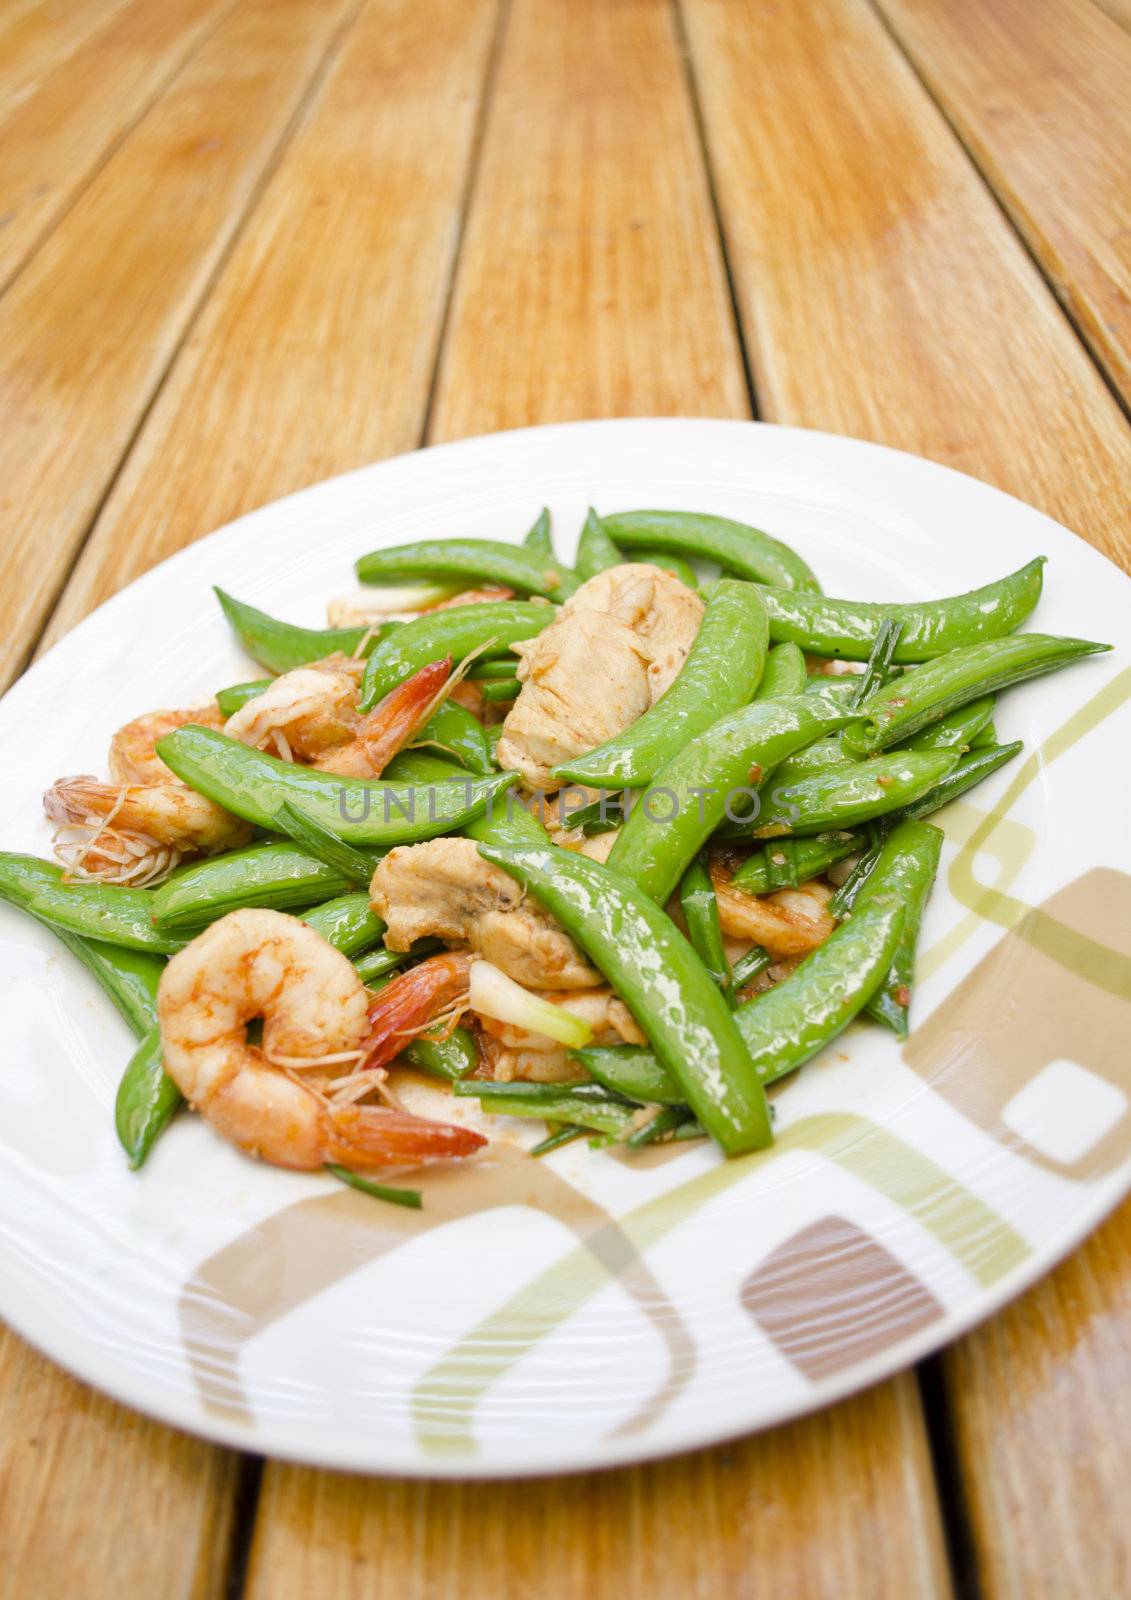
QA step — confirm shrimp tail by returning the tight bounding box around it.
[355,656,453,777]
[326,1103,486,1166]
[360,951,473,1070]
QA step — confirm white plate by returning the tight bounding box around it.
[2,419,1129,1478]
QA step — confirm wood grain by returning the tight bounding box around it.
[874,0,1131,407]
[41,0,501,652]
[0,0,126,115]
[0,0,356,694]
[0,0,237,290]
[681,0,1131,562]
[247,1376,950,1600]
[428,0,748,438]
[0,1324,239,1600]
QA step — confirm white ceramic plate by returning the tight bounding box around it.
[2,419,1129,1478]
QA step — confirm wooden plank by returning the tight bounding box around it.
[0,0,238,291]
[243,3,949,1593]
[428,0,748,437]
[41,0,502,652]
[0,0,358,694]
[681,0,1131,560]
[0,1324,239,1600]
[679,1,1131,1594]
[873,0,1131,408]
[0,0,127,115]
[247,1376,949,1600]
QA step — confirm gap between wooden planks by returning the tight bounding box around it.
[679,1,1131,1596]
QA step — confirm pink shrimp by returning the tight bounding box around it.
[359,951,474,1072]
[314,657,453,778]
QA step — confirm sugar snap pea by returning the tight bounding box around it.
[353,938,443,985]
[843,632,1109,753]
[890,740,1023,823]
[355,538,578,600]
[399,1027,479,1081]
[574,1043,687,1106]
[300,892,385,957]
[468,659,524,680]
[744,749,959,838]
[767,558,1050,664]
[898,695,996,752]
[603,509,821,593]
[115,1027,180,1171]
[151,841,356,930]
[523,507,554,558]
[412,699,492,773]
[679,858,731,997]
[851,820,942,1036]
[215,678,273,717]
[625,548,699,588]
[755,641,808,701]
[575,507,623,581]
[215,587,391,673]
[273,801,379,886]
[606,697,856,903]
[552,580,769,789]
[155,725,517,845]
[0,852,183,953]
[359,599,555,710]
[768,734,857,786]
[731,831,859,894]
[478,844,773,1155]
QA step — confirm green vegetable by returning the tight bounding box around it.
[754,642,808,701]
[731,832,859,894]
[530,1125,587,1157]
[214,587,389,673]
[325,1164,422,1209]
[552,580,770,788]
[301,893,386,957]
[0,852,182,953]
[679,858,731,997]
[480,677,520,703]
[115,1027,179,1171]
[355,538,578,600]
[574,507,623,580]
[522,507,554,558]
[273,802,380,886]
[454,1080,639,1138]
[851,820,943,1036]
[624,548,699,588]
[898,695,996,752]
[745,749,960,838]
[151,842,356,930]
[215,678,273,717]
[603,509,821,593]
[359,600,555,711]
[889,740,1024,823]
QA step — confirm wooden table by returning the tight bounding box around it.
[1,1,1129,1594]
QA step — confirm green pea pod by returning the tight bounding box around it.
[843,632,1110,753]
[552,580,770,789]
[400,1027,479,1081]
[411,699,492,773]
[355,538,578,600]
[679,858,731,996]
[0,852,183,954]
[155,725,518,846]
[607,697,857,903]
[575,507,623,580]
[359,600,555,711]
[625,548,699,588]
[215,678,273,717]
[523,506,554,558]
[603,509,821,593]
[486,723,504,765]
[768,733,857,785]
[478,844,773,1155]
[746,749,959,837]
[890,741,1023,824]
[574,1043,687,1106]
[970,719,997,749]
[214,587,391,673]
[150,841,357,930]
[754,641,808,701]
[353,939,443,985]
[115,1027,180,1170]
[273,802,380,886]
[301,892,385,957]
[851,820,943,1036]
[731,832,860,895]
[756,558,1047,662]
[454,1080,640,1138]
[481,677,520,703]
[575,898,906,1102]
[898,695,996,752]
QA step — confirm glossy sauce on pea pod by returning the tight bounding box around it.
[355,537,578,600]
[359,599,556,710]
[744,749,959,838]
[603,509,821,593]
[756,557,1046,663]
[850,820,942,1037]
[552,580,770,789]
[150,841,360,930]
[214,587,392,673]
[605,696,857,903]
[155,725,518,847]
[477,844,773,1156]
[574,507,623,581]
[0,851,183,953]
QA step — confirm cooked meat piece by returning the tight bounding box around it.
[711,868,836,958]
[480,987,646,1083]
[370,837,601,989]
[561,563,704,699]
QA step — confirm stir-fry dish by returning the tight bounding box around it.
[1,507,1110,1206]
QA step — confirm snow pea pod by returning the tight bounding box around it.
[215,678,272,717]
[353,938,443,985]
[746,750,959,838]
[755,641,808,701]
[400,1028,479,1082]
[759,558,1046,663]
[478,844,774,1155]
[151,841,357,930]
[214,587,392,673]
[523,506,554,558]
[552,580,770,789]
[898,695,996,752]
[768,733,857,785]
[891,740,1023,823]
[301,892,385,957]
[625,548,699,589]
[606,696,856,903]
[115,1027,179,1170]
[603,509,821,593]
[0,852,182,953]
[843,632,1109,753]
[355,538,578,600]
[575,898,906,1102]
[359,600,555,710]
[851,820,942,1036]
[731,831,860,894]
[155,725,518,846]
[575,507,622,580]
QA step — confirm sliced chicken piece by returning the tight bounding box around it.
[561,562,704,699]
[480,987,646,1083]
[711,867,836,958]
[370,837,601,990]
[495,609,652,791]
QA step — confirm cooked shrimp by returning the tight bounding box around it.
[157,909,485,1170]
[710,867,836,958]
[359,951,473,1070]
[223,666,360,763]
[109,704,225,784]
[478,986,646,1083]
[44,775,252,886]
[314,658,453,778]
